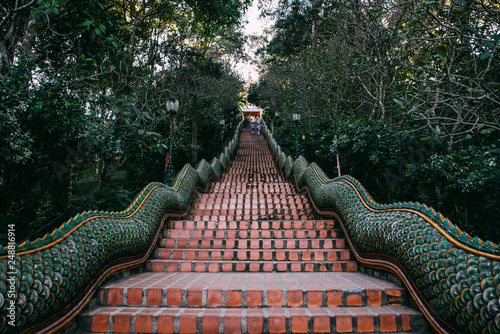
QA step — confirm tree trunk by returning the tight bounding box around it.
[0,1,34,70]
[0,40,9,70]
[68,164,74,204]
[350,0,363,48]
[21,14,37,57]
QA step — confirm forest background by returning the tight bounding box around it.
[248,0,499,244]
[1,0,251,243]
[1,0,499,244]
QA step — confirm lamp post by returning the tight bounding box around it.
[229,111,234,138]
[220,118,225,151]
[275,112,279,144]
[334,135,341,177]
[164,99,179,185]
[292,111,300,157]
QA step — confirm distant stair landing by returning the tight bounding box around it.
[79,128,427,333]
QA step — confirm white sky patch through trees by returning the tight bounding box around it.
[234,0,274,84]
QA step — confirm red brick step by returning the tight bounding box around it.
[96,272,407,308]
[154,249,353,262]
[164,228,342,239]
[165,220,337,230]
[157,238,348,250]
[146,259,358,273]
[79,305,425,333]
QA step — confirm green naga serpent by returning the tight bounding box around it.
[0,122,242,334]
[263,124,500,334]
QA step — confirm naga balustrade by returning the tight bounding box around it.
[0,121,243,334]
[262,124,500,334]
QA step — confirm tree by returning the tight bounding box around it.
[252,0,500,243]
[0,0,249,243]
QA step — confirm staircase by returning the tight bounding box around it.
[78,128,426,333]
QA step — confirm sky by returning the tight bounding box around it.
[235,0,274,83]
[245,1,265,35]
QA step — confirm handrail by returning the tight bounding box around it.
[262,124,499,334]
[0,121,243,334]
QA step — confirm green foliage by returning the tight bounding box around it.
[186,0,251,32]
[0,0,247,244]
[275,117,500,243]
[0,62,90,241]
[405,143,500,241]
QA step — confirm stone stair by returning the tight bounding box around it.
[78,128,427,333]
